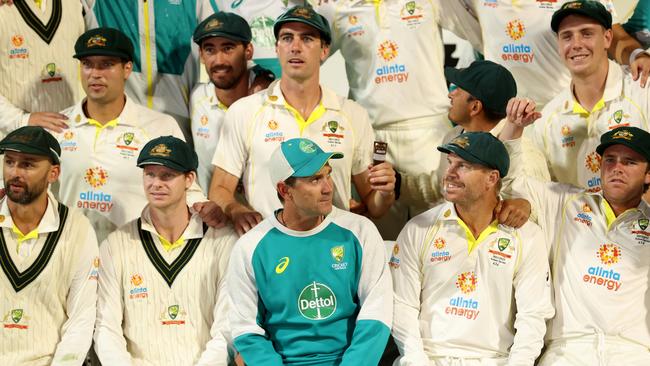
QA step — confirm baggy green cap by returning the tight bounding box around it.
[0,126,61,164]
[193,12,252,44]
[596,127,650,162]
[137,136,198,173]
[551,0,612,33]
[438,132,510,178]
[274,5,331,44]
[445,60,517,115]
[74,27,135,61]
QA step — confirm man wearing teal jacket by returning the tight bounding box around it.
[227,138,392,365]
[85,0,217,143]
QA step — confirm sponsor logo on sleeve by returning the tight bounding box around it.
[389,243,400,268]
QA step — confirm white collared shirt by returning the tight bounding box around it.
[94,205,237,366]
[0,193,99,366]
[54,96,205,242]
[532,60,650,191]
[212,79,374,218]
[391,202,553,364]
[467,0,617,107]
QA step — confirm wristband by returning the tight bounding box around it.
[630,48,648,65]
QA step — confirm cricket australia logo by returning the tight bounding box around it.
[330,245,348,270]
[298,282,337,320]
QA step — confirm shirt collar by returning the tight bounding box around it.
[0,192,61,234]
[560,60,623,115]
[139,205,204,241]
[71,95,138,127]
[264,79,342,112]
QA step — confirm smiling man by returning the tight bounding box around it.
[227,137,392,365]
[190,11,275,192]
[0,126,98,366]
[209,5,396,236]
[53,27,210,242]
[94,136,237,365]
[528,0,650,194]
[391,132,553,365]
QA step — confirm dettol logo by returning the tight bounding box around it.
[298,282,337,320]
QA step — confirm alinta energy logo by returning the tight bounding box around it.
[584,244,622,292]
[129,274,148,299]
[502,19,534,63]
[584,151,602,192]
[431,237,451,263]
[375,40,409,84]
[447,272,480,320]
[455,271,477,294]
[79,166,113,213]
[561,125,575,148]
[298,282,337,320]
[574,203,593,227]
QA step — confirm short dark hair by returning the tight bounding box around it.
[277,176,297,203]
[467,95,507,122]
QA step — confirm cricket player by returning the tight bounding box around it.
[0,126,98,365]
[529,1,650,195]
[213,0,305,77]
[0,0,84,134]
[53,27,212,242]
[460,0,650,108]
[86,0,218,142]
[191,11,275,192]
[228,137,392,365]
[310,0,484,239]
[391,132,553,365]
[501,84,650,364]
[209,5,396,235]
[94,135,237,366]
[402,60,550,207]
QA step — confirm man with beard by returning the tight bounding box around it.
[190,11,274,191]
[0,126,98,365]
[391,132,553,365]
[210,5,396,236]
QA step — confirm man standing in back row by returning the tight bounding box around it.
[209,5,396,235]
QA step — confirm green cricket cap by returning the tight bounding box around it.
[274,5,331,44]
[551,0,612,33]
[0,126,61,164]
[193,12,252,44]
[596,127,650,162]
[137,136,198,173]
[445,60,517,115]
[269,138,343,184]
[74,27,134,61]
[438,132,510,178]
